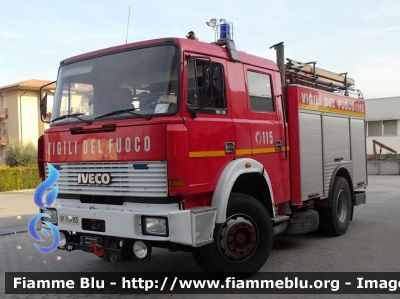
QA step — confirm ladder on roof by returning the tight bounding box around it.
[285,58,363,99]
[271,42,363,98]
[285,58,359,96]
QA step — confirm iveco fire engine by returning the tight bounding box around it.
[38,21,367,275]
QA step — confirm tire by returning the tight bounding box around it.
[98,254,109,261]
[317,177,352,236]
[192,193,273,276]
[286,209,319,235]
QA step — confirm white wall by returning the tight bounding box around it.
[366,120,400,155]
[21,96,39,144]
[365,97,400,155]
[365,97,400,121]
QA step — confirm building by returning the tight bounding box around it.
[0,79,55,164]
[365,96,400,156]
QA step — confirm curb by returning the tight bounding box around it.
[0,189,35,194]
[0,226,29,236]
[0,223,41,236]
[0,214,38,236]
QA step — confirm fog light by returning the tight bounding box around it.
[59,231,66,248]
[133,241,148,259]
[141,216,168,237]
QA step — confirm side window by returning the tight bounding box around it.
[247,71,274,112]
[187,60,226,111]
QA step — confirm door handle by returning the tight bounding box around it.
[225,142,235,153]
[275,140,282,150]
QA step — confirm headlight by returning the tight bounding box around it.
[41,208,58,224]
[141,216,168,237]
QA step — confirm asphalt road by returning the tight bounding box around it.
[0,175,399,299]
[0,190,38,235]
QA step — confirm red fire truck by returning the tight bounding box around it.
[38,23,367,275]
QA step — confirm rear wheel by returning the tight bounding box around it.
[193,193,273,276]
[285,209,319,235]
[318,177,352,236]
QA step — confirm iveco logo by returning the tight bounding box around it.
[77,173,111,185]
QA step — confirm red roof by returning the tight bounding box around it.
[0,79,55,91]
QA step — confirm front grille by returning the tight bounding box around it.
[45,161,168,197]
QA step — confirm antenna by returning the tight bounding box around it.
[125,6,130,44]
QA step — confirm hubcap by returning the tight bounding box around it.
[219,216,258,261]
[337,190,348,223]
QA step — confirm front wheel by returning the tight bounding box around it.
[317,176,352,236]
[192,193,273,276]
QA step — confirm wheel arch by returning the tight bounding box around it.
[212,158,275,223]
[329,166,354,205]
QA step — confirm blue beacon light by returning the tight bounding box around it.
[219,19,234,41]
[220,23,231,40]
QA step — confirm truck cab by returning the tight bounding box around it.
[38,25,366,276]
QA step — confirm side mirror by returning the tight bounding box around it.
[39,80,56,123]
[40,93,50,123]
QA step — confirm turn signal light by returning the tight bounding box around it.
[169,179,183,187]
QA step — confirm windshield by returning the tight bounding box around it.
[51,45,179,124]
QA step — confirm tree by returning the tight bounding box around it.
[5,137,37,167]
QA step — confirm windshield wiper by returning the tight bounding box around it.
[95,108,152,120]
[51,113,92,125]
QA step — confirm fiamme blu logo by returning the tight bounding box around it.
[28,163,60,253]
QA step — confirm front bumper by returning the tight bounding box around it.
[48,200,217,247]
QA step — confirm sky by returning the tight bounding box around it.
[1,0,400,99]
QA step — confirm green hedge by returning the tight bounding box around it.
[0,166,41,192]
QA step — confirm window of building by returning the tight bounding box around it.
[367,121,382,136]
[368,120,398,136]
[247,71,274,112]
[0,148,4,165]
[2,95,7,109]
[383,120,397,135]
[2,123,7,136]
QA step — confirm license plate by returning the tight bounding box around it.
[60,215,79,225]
